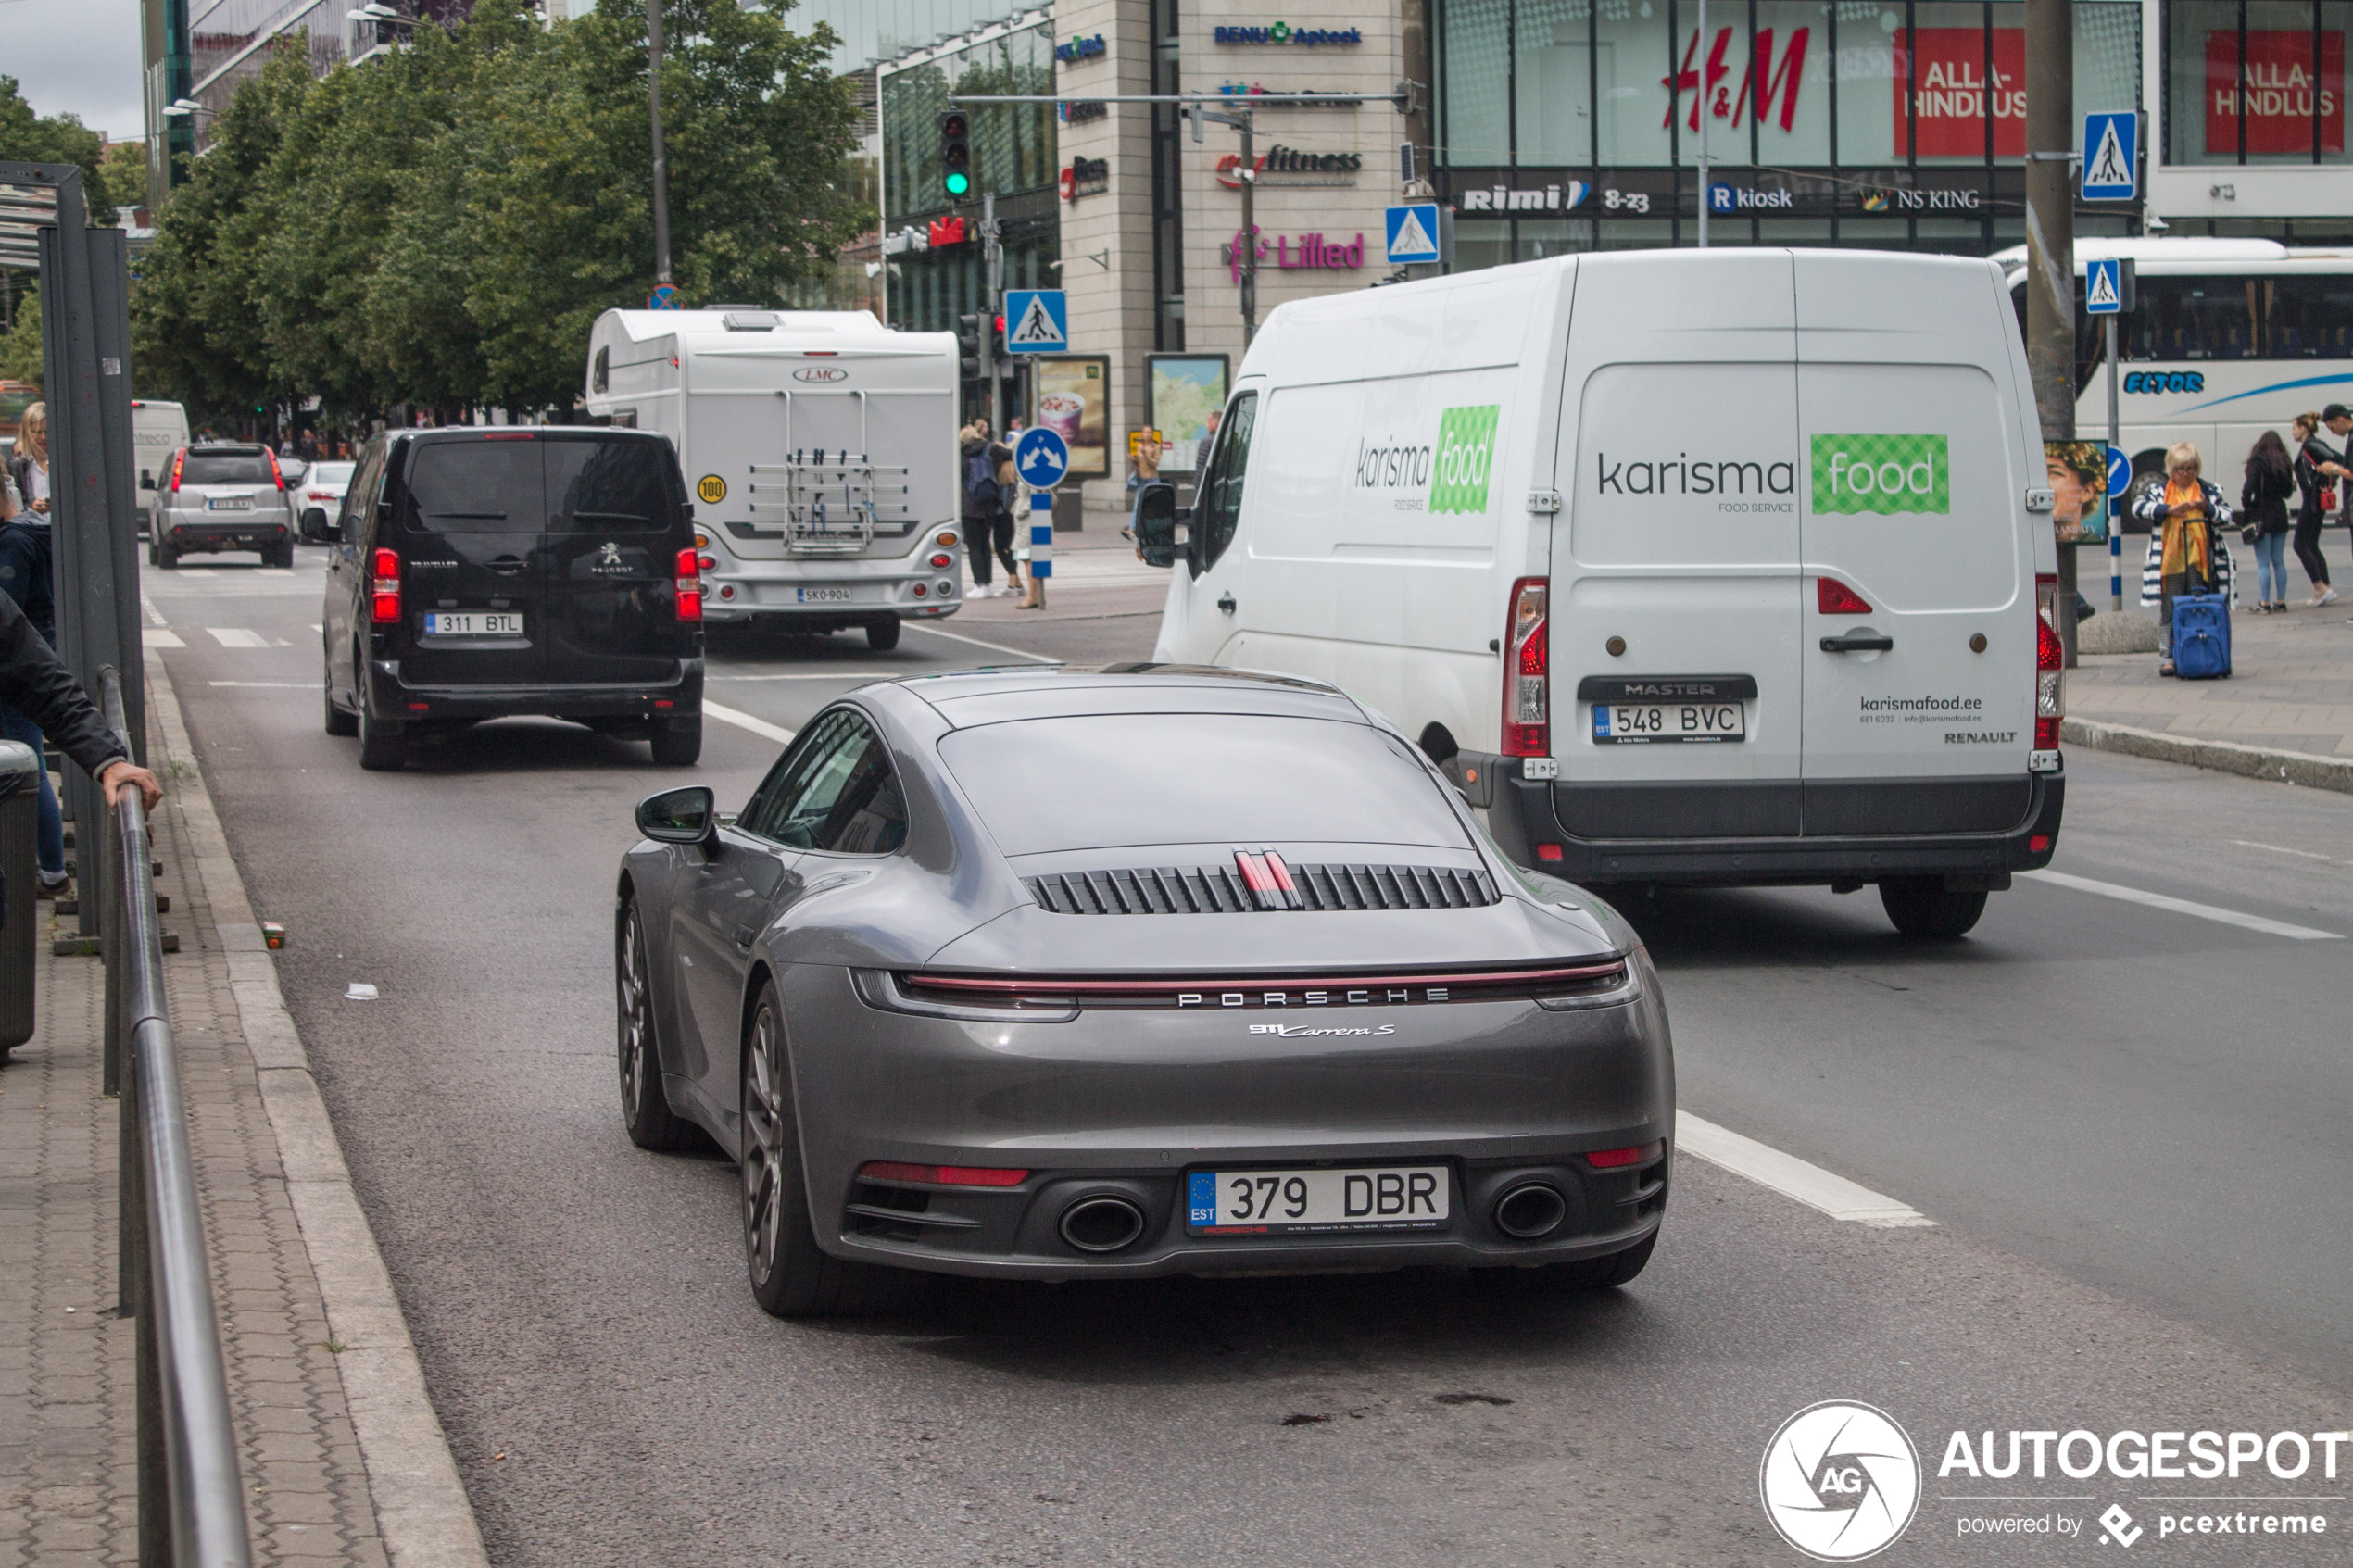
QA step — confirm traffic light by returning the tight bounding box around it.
[940,111,972,198]
[956,312,984,381]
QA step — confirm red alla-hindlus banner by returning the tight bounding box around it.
[1899,29,2024,157]
[2206,30,2345,155]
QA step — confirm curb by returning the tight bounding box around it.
[2062,716,2353,797]
[145,652,493,1568]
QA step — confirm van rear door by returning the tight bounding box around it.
[1793,255,2036,828]
[542,435,690,686]
[1554,252,1805,839]
[395,437,547,687]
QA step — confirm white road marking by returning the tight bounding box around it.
[147,630,186,648]
[1677,1113,1933,1227]
[903,621,1060,663]
[208,628,271,647]
[2021,868,2343,941]
[255,567,293,576]
[177,568,217,577]
[309,623,321,634]
[142,593,168,628]
[2231,838,2336,864]
[700,702,797,746]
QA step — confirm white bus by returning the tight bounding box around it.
[1994,237,2353,522]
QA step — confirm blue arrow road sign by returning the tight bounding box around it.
[1003,290,1068,354]
[2108,445,2132,498]
[2082,112,2138,201]
[1384,203,1441,265]
[2085,257,2124,315]
[1015,427,1070,489]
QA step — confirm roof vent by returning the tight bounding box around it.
[721,310,780,332]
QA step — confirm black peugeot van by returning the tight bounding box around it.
[320,428,705,771]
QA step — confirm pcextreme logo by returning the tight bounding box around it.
[1430,405,1500,516]
[1811,434,1951,516]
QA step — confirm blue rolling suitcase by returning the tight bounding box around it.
[2171,592,2232,679]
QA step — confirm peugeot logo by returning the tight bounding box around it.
[793,367,849,383]
[598,542,622,566]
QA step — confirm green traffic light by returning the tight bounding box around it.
[944,170,971,195]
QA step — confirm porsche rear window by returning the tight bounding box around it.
[937,713,1470,857]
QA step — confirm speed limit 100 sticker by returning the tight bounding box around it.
[697,474,727,505]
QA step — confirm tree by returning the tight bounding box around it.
[0,75,116,226]
[0,289,40,384]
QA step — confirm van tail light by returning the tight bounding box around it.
[267,449,285,491]
[2034,571,2064,751]
[168,451,184,493]
[371,547,401,624]
[674,546,703,622]
[1817,576,1873,614]
[1502,577,1549,758]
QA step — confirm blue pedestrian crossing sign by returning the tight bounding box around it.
[1385,203,1441,265]
[2107,445,2132,498]
[2082,112,2138,201]
[1003,290,1068,354]
[2085,258,2125,315]
[1014,427,1070,488]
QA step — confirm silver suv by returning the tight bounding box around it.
[151,444,296,569]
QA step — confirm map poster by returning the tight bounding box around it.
[1147,354,1230,475]
[1030,357,1111,477]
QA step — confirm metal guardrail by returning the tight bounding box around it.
[97,666,253,1568]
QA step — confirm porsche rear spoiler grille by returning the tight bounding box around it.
[1023,861,1500,916]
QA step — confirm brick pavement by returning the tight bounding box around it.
[2070,596,2353,760]
[0,706,391,1565]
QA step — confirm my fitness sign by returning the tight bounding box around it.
[1811,434,1951,516]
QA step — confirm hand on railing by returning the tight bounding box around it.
[97,757,162,811]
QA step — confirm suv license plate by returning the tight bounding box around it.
[1592,702,1747,744]
[423,611,523,638]
[797,587,854,603]
[1187,1166,1449,1235]
[208,497,254,511]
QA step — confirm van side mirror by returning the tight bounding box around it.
[1130,481,1187,569]
[140,469,154,490]
[636,785,716,845]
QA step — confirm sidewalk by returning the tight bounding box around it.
[0,660,485,1566]
[2067,595,2353,790]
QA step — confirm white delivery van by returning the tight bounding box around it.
[131,399,190,539]
[1134,249,2065,937]
[584,307,963,649]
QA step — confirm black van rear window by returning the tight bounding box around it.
[182,453,274,484]
[405,442,544,533]
[547,440,678,533]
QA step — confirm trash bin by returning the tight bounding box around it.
[0,739,37,1056]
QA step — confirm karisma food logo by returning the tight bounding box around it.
[1430,405,1500,516]
[1811,434,1950,516]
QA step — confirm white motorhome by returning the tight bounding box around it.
[1136,249,2065,937]
[584,307,963,649]
[131,399,190,538]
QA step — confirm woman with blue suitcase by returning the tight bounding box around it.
[2134,443,2236,678]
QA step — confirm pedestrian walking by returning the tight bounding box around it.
[2297,407,2351,606]
[960,421,1016,598]
[2239,431,2296,612]
[2133,442,2235,677]
[2288,413,2338,603]
[0,481,69,897]
[6,401,51,518]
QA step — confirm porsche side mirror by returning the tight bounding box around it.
[637,785,716,844]
[1130,481,1187,568]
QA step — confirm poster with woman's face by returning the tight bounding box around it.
[2046,442,2109,544]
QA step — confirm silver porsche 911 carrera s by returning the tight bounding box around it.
[614,665,1674,1317]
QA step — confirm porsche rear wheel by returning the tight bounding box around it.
[616,898,697,1152]
[741,982,893,1317]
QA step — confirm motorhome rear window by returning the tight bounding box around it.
[181,454,274,484]
[405,442,544,533]
[547,439,678,533]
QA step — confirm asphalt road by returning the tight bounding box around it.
[146,550,2352,1565]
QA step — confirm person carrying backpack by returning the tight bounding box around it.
[2239,430,2296,613]
[959,420,1015,599]
[2133,442,2235,677]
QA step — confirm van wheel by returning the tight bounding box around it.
[356,701,406,771]
[649,721,701,766]
[323,672,358,737]
[146,536,159,568]
[865,618,901,651]
[269,541,296,570]
[157,543,179,570]
[1879,877,1988,938]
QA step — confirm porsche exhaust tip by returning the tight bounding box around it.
[1059,1196,1148,1253]
[1493,1182,1567,1240]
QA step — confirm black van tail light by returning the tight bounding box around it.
[2034,572,2064,750]
[1502,577,1549,757]
[168,451,184,493]
[371,547,401,624]
[673,547,704,621]
[1817,576,1873,614]
[267,449,285,491]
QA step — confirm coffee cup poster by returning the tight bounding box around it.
[1031,357,1111,477]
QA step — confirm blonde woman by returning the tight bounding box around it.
[6,402,48,517]
[2132,442,2235,677]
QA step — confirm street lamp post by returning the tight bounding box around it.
[647,0,673,291]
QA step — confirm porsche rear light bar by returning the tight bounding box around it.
[856,1161,1028,1187]
[2033,571,2064,764]
[899,960,1629,1011]
[1584,1141,1665,1169]
[371,547,401,624]
[1502,576,1549,757]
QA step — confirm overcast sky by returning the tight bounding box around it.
[6,0,147,144]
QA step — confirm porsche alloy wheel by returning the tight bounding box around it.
[616,900,695,1151]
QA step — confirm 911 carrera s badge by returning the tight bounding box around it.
[1249,1023,1397,1037]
